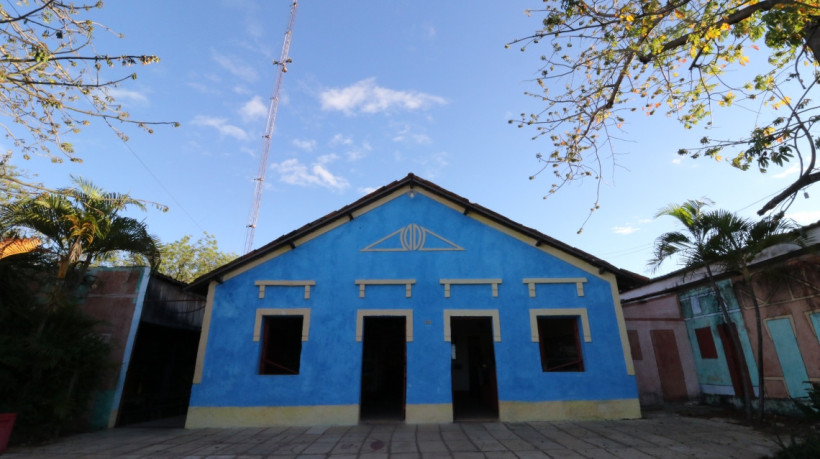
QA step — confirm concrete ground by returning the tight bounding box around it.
[5,411,779,458]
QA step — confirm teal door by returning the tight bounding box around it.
[766,317,810,398]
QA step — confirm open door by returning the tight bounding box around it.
[360,316,406,421]
[450,317,499,421]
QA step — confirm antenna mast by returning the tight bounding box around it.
[244,0,298,254]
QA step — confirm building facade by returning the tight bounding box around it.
[186,175,642,427]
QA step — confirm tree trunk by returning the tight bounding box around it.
[705,265,753,425]
[804,17,820,63]
[744,271,766,423]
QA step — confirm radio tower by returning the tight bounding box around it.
[244,0,298,254]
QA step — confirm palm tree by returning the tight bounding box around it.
[0,176,159,286]
[650,199,754,424]
[704,211,809,422]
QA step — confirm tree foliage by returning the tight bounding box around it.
[101,232,238,284]
[650,198,754,424]
[0,0,177,171]
[0,176,159,282]
[511,0,820,221]
[155,233,237,283]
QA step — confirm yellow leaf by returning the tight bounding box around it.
[674,10,684,19]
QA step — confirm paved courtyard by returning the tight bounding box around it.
[5,411,779,458]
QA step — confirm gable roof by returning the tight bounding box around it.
[188,173,647,293]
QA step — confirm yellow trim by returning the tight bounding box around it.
[255,280,316,299]
[405,404,453,423]
[253,308,311,342]
[185,405,359,428]
[356,309,413,342]
[443,309,501,342]
[499,399,641,422]
[606,272,635,376]
[440,278,502,298]
[355,279,416,298]
[192,281,216,384]
[523,277,587,297]
[221,188,410,282]
[529,308,591,342]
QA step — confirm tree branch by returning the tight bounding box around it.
[638,0,793,63]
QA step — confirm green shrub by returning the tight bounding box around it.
[0,256,110,445]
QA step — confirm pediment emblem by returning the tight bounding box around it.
[362,223,464,252]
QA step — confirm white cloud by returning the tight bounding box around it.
[212,50,258,81]
[393,132,432,144]
[346,145,370,161]
[191,116,249,140]
[672,158,682,165]
[292,138,317,151]
[320,78,446,115]
[393,125,432,144]
[330,133,353,146]
[612,225,640,235]
[271,158,349,191]
[239,96,267,122]
[318,153,339,164]
[187,81,220,95]
[787,210,820,225]
[108,88,148,104]
[358,186,378,195]
[774,165,800,179]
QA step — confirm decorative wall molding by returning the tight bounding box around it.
[443,309,501,342]
[523,277,587,297]
[355,309,413,342]
[253,308,311,342]
[355,279,416,298]
[529,308,592,343]
[440,278,502,298]
[362,223,464,252]
[254,280,316,300]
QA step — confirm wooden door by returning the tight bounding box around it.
[650,329,688,401]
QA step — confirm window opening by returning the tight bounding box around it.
[259,315,304,375]
[694,326,718,359]
[537,316,584,372]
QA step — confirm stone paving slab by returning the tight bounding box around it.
[5,412,778,458]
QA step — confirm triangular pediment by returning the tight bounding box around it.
[361,223,464,252]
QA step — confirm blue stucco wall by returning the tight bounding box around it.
[190,193,637,408]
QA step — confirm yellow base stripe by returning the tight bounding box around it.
[499,398,641,422]
[186,399,640,427]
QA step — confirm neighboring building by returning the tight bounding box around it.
[621,222,820,414]
[79,267,205,429]
[185,174,645,427]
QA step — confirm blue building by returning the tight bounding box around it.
[186,174,642,427]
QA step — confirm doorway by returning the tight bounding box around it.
[450,316,499,421]
[650,329,688,401]
[359,316,406,421]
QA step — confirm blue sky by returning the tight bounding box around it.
[13,0,819,277]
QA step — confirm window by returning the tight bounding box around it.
[627,330,642,360]
[694,326,718,359]
[537,317,584,372]
[259,315,304,375]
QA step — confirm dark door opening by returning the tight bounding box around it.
[450,317,499,421]
[360,316,406,421]
[717,323,753,398]
[117,323,200,426]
